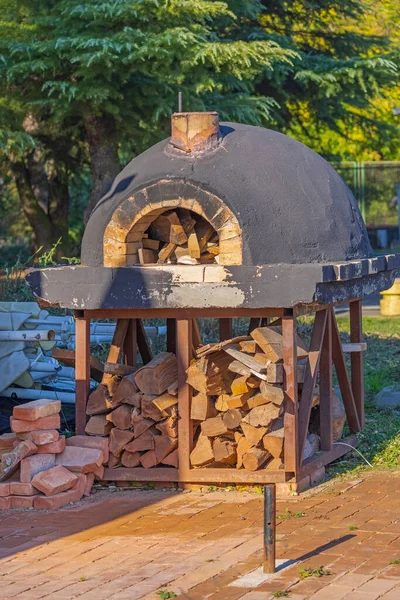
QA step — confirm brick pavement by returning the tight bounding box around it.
[0,473,399,599]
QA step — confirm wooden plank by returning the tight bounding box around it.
[219,318,233,341]
[320,308,333,451]
[166,318,176,353]
[298,309,328,461]
[107,319,130,364]
[350,299,365,427]
[282,316,299,474]
[331,311,361,432]
[342,342,367,353]
[299,435,358,478]
[52,348,104,383]
[85,308,287,319]
[102,467,288,483]
[75,315,90,435]
[102,468,179,481]
[177,318,193,479]
[136,319,152,364]
[123,319,137,367]
[224,346,268,373]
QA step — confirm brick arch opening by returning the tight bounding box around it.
[103,180,242,267]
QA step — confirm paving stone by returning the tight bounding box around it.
[13,399,61,421]
[36,435,66,454]
[0,440,37,481]
[31,466,78,496]
[10,414,61,433]
[11,495,40,509]
[33,473,86,509]
[10,481,38,496]
[0,496,12,509]
[18,430,60,445]
[55,446,104,473]
[20,454,56,483]
[66,435,109,464]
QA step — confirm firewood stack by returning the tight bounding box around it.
[85,352,180,468]
[135,209,219,265]
[186,325,312,471]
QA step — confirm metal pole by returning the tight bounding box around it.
[263,484,276,573]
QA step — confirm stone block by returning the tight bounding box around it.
[33,473,86,509]
[32,466,78,496]
[36,436,66,454]
[10,415,61,433]
[0,441,37,482]
[55,446,103,473]
[84,473,95,496]
[0,480,11,497]
[13,399,61,421]
[11,495,40,509]
[0,433,17,449]
[66,435,109,464]
[0,496,12,509]
[18,430,59,445]
[9,481,38,496]
[20,454,56,483]
[375,384,400,408]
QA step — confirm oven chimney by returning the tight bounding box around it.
[170,111,221,153]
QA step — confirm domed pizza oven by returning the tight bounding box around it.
[26,111,399,492]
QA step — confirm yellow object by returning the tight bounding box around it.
[380,279,400,316]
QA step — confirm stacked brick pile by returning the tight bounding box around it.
[0,399,108,510]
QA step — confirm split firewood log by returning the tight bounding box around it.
[227,390,253,409]
[242,447,270,471]
[195,220,215,252]
[142,238,160,251]
[195,337,249,359]
[201,415,229,437]
[149,211,188,245]
[215,395,230,411]
[239,340,260,353]
[85,415,114,436]
[191,394,218,421]
[242,403,281,428]
[156,416,178,438]
[104,363,135,377]
[161,448,179,468]
[131,412,155,438]
[139,450,158,469]
[265,363,306,384]
[153,393,178,414]
[245,393,270,410]
[212,438,237,465]
[178,208,196,234]
[125,430,155,453]
[236,436,253,469]
[263,428,284,458]
[86,384,112,416]
[122,392,143,408]
[109,428,135,457]
[186,351,234,395]
[267,457,284,470]
[121,450,141,467]
[158,242,177,263]
[139,395,164,421]
[154,436,178,463]
[250,327,308,363]
[138,248,158,264]
[222,409,243,430]
[188,232,201,259]
[111,373,139,407]
[101,373,121,397]
[190,435,214,467]
[107,453,120,468]
[224,346,269,373]
[106,404,133,430]
[240,423,267,446]
[134,352,177,395]
[167,381,178,395]
[259,382,285,406]
[228,360,267,381]
[231,375,250,395]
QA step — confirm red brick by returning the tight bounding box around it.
[0,480,11,497]
[18,430,59,445]
[9,481,38,496]
[33,473,86,509]
[20,454,55,483]
[0,432,17,449]
[32,466,78,496]
[55,446,103,473]
[36,435,66,454]
[66,435,109,464]
[13,399,61,421]
[84,473,95,496]
[0,440,37,481]
[0,496,12,509]
[11,495,40,509]
[10,414,61,433]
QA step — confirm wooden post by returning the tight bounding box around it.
[75,312,90,435]
[282,315,298,474]
[350,299,364,428]
[320,308,333,451]
[167,318,176,353]
[176,318,193,480]
[219,318,233,341]
[123,319,137,367]
[263,484,276,573]
[136,319,152,364]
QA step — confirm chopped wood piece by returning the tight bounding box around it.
[161,448,178,468]
[154,436,178,463]
[106,405,132,430]
[195,220,215,251]
[142,238,160,251]
[263,429,284,458]
[109,429,134,457]
[158,242,177,263]
[239,340,259,353]
[149,211,188,245]
[111,373,139,407]
[107,453,120,468]
[245,392,270,410]
[152,393,178,413]
[187,232,201,259]
[125,430,155,453]
[267,457,284,470]
[196,336,250,359]
[224,346,268,373]
[227,390,253,409]
[104,363,135,376]
[236,436,253,469]
[206,243,220,256]
[251,327,308,363]
[227,360,268,381]
[265,363,306,384]
[231,375,250,395]
[155,416,178,438]
[123,392,143,408]
[140,450,158,469]
[186,351,234,395]
[242,447,270,471]
[121,451,141,468]
[222,409,243,430]
[190,435,214,467]
[242,404,281,428]
[167,381,178,395]
[85,415,113,437]
[178,208,196,234]
[140,395,163,421]
[240,423,267,446]
[174,245,190,259]
[259,382,285,406]
[135,352,177,395]
[201,415,229,437]
[247,376,261,389]
[234,431,244,443]
[86,384,111,416]
[132,412,154,438]
[253,353,270,367]
[138,247,158,264]
[191,394,217,421]
[215,395,230,412]
[213,438,237,465]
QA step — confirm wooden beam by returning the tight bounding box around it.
[282,316,299,474]
[320,308,333,451]
[219,318,233,342]
[85,308,287,320]
[102,467,288,484]
[107,319,130,364]
[74,314,90,435]
[350,299,365,427]
[299,435,358,478]
[123,319,137,367]
[298,309,328,461]
[136,319,152,364]
[176,318,193,480]
[331,311,361,432]
[192,319,202,350]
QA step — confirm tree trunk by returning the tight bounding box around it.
[84,115,121,222]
